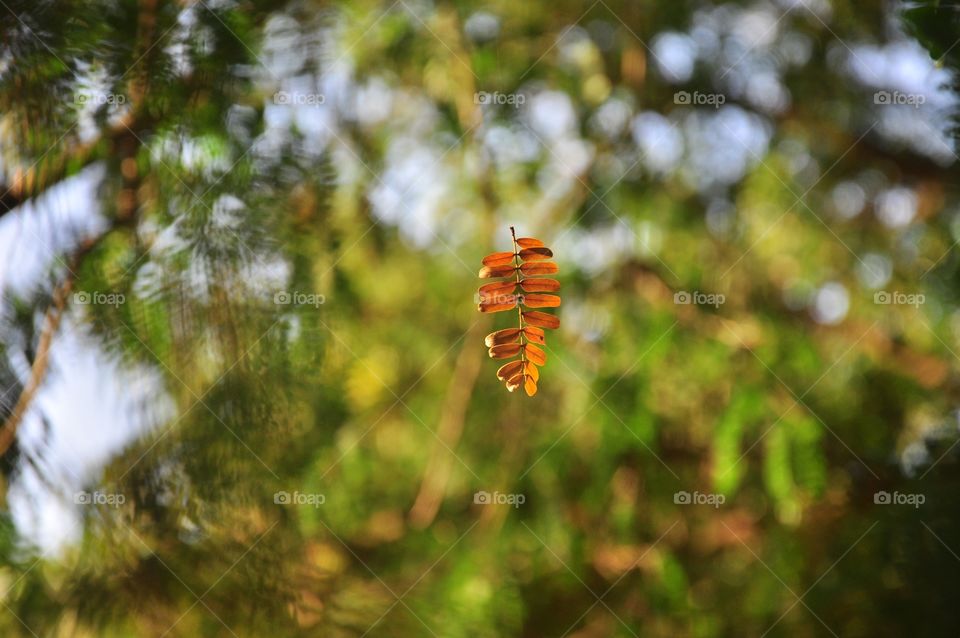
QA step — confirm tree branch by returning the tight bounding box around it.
[0,259,77,457]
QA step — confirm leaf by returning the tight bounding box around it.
[479,228,560,397]
[521,293,561,308]
[523,327,545,344]
[524,375,538,396]
[489,343,523,359]
[524,343,547,366]
[524,361,539,381]
[497,360,523,381]
[482,251,517,267]
[478,295,518,313]
[520,262,558,276]
[520,278,560,292]
[479,264,517,278]
[523,311,560,330]
[485,328,521,347]
[519,247,553,261]
[479,281,517,297]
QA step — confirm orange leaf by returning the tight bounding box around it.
[489,343,523,359]
[523,311,560,330]
[522,293,561,308]
[524,343,547,366]
[482,251,517,267]
[482,229,561,396]
[497,360,523,381]
[523,327,545,344]
[478,295,518,313]
[519,247,553,261]
[525,361,539,381]
[520,278,560,292]
[520,262,558,276]
[479,264,517,278]
[479,281,517,297]
[524,375,538,396]
[485,328,521,347]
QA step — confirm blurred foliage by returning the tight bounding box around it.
[1,0,960,636]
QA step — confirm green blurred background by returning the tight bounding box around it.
[2,0,960,635]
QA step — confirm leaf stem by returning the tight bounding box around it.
[511,227,525,377]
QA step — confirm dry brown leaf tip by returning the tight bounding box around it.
[477,227,561,397]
